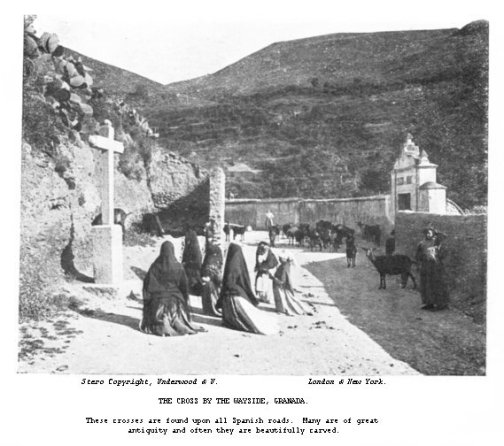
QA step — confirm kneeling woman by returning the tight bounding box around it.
[271,252,312,316]
[140,241,203,336]
[200,242,223,317]
[217,243,277,335]
[182,228,203,295]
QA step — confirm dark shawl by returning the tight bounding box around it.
[182,229,202,267]
[255,243,278,273]
[182,229,203,294]
[218,243,258,306]
[415,237,449,306]
[201,243,223,286]
[143,241,189,303]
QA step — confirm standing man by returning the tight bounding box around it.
[415,227,449,311]
[385,230,396,256]
[265,210,274,231]
[345,232,357,268]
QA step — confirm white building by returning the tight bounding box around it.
[390,134,447,216]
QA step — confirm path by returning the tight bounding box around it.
[18,231,481,375]
[302,246,486,375]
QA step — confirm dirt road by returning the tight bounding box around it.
[17,231,484,375]
[302,247,486,376]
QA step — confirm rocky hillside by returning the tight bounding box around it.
[142,21,488,209]
[20,17,209,321]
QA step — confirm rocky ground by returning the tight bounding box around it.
[17,231,485,375]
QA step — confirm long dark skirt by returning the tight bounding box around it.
[140,293,200,336]
[201,280,221,317]
[184,262,203,296]
[221,295,277,335]
[419,261,449,308]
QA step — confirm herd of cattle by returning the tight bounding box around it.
[225,220,382,251]
[224,220,416,289]
[90,210,382,256]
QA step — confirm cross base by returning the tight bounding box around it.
[92,225,123,284]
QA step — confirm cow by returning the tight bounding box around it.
[282,223,293,239]
[224,223,247,241]
[357,222,381,246]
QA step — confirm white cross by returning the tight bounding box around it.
[88,122,124,225]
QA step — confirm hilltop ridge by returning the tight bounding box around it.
[66,21,488,208]
[162,27,459,97]
[145,21,488,208]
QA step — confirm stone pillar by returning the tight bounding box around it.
[209,167,226,247]
[91,225,123,283]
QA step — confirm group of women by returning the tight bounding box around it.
[139,229,312,337]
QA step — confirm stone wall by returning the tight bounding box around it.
[226,195,393,231]
[395,211,487,323]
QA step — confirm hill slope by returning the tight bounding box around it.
[144,21,488,208]
[65,48,215,111]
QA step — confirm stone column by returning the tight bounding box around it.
[209,167,226,247]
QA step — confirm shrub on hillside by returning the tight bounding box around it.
[128,83,150,100]
[118,142,145,181]
[137,136,155,165]
[468,205,487,215]
[22,89,66,152]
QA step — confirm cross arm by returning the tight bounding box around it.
[89,135,124,154]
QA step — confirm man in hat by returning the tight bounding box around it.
[415,226,449,311]
[265,210,274,231]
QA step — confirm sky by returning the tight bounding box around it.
[31,0,491,85]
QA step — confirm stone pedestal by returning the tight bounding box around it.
[91,225,123,284]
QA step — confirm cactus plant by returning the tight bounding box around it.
[69,93,82,104]
[39,32,60,54]
[78,103,93,116]
[69,74,85,88]
[24,35,39,58]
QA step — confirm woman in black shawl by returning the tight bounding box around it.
[200,242,223,317]
[140,241,203,336]
[217,243,277,335]
[416,227,449,311]
[254,242,278,304]
[182,228,203,296]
